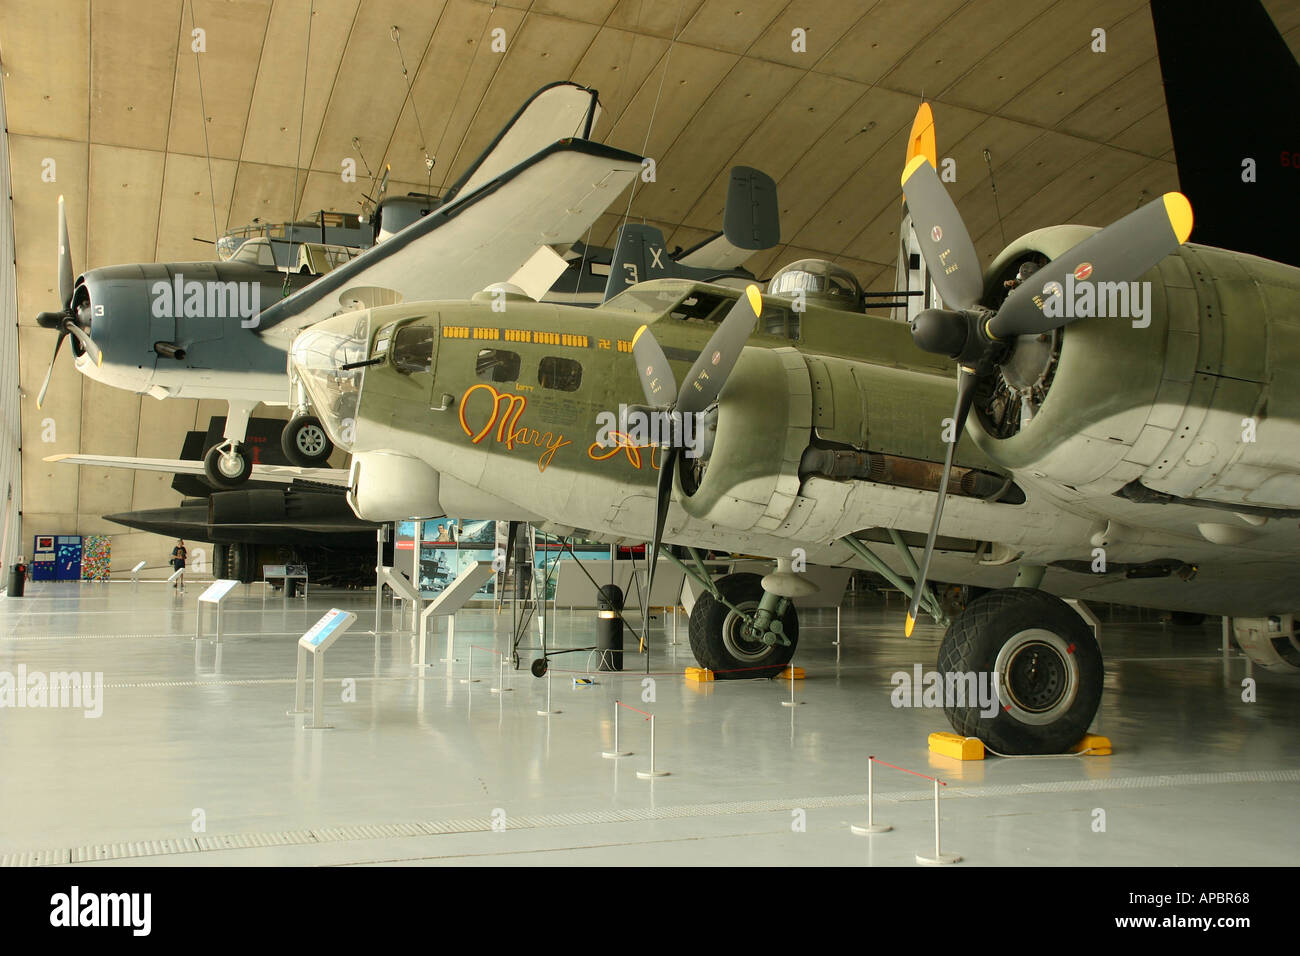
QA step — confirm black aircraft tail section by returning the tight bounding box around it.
[1151,0,1300,265]
[602,166,779,302]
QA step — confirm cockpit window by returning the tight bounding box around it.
[477,348,521,383]
[670,292,732,325]
[761,303,798,339]
[392,324,434,374]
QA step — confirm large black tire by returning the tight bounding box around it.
[203,442,252,489]
[936,588,1103,755]
[228,542,257,584]
[280,415,333,467]
[213,543,230,579]
[688,573,798,679]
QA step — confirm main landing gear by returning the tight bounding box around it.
[202,400,258,490]
[203,441,253,489]
[937,587,1103,755]
[688,572,800,679]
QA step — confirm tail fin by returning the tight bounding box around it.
[1152,0,1300,265]
[675,166,780,272]
[603,224,678,301]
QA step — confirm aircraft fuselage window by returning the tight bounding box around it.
[759,306,790,340]
[538,356,582,392]
[477,348,521,383]
[392,325,434,374]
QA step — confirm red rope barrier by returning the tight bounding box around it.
[869,755,947,786]
[614,700,653,719]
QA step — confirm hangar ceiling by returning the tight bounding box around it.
[2,0,1299,568]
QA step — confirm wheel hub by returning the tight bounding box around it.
[295,425,327,455]
[723,600,776,663]
[218,449,246,478]
[994,628,1079,724]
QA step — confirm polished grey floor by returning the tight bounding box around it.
[0,579,1295,866]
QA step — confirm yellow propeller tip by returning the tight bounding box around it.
[904,613,915,637]
[1163,192,1194,244]
[632,325,647,346]
[901,154,929,189]
[744,284,762,317]
[96,352,104,368]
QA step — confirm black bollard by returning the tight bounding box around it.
[596,584,624,671]
[7,563,26,597]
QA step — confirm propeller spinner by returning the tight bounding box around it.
[898,108,1193,636]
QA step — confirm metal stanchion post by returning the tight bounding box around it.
[781,668,801,707]
[637,713,669,778]
[915,779,960,865]
[460,644,479,684]
[601,700,630,758]
[850,757,891,834]
[491,654,512,693]
[537,669,560,716]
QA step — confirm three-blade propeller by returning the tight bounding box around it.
[35,196,102,408]
[898,109,1193,636]
[629,285,763,608]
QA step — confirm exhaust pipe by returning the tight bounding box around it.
[153,341,187,361]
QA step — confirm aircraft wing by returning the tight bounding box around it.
[443,81,601,200]
[44,454,350,487]
[675,231,762,272]
[254,139,644,339]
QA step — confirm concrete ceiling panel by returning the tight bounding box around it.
[86,144,167,268]
[89,0,185,150]
[238,0,359,169]
[943,0,1146,115]
[0,0,90,140]
[164,0,273,161]
[676,0,788,56]
[817,0,966,87]
[745,0,871,70]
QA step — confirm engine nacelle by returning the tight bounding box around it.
[347,450,442,521]
[676,346,810,533]
[967,228,1300,513]
[1232,616,1300,673]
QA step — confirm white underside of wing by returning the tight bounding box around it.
[44,454,349,487]
[260,146,642,340]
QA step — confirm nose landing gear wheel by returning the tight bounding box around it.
[936,588,1103,754]
[203,442,252,489]
[281,414,334,467]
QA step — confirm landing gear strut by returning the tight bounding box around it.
[937,588,1102,754]
[202,399,258,490]
[688,572,799,678]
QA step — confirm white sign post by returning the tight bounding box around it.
[195,579,240,643]
[130,561,147,585]
[417,561,496,669]
[289,608,358,730]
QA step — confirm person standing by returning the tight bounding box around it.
[170,539,187,591]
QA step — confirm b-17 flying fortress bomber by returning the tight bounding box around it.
[4,0,1298,888]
